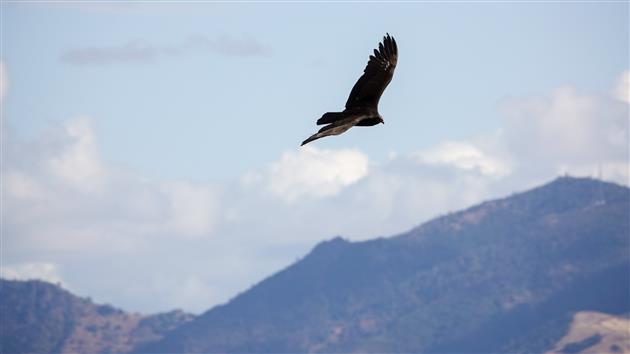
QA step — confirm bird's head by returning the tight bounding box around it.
[379,116,385,124]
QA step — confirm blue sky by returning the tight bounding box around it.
[2,2,628,313]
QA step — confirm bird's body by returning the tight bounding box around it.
[301,34,398,146]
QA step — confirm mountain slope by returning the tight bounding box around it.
[137,177,630,353]
[0,279,194,354]
[545,311,630,354]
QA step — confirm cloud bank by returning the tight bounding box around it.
[3,70,628,313]
[614,70,629,104]
[501,83,628,183]
[3,262,64,285]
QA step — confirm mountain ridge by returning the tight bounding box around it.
[0,279,194,354]
[136,176,630,353]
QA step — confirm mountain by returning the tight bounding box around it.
[2,177,628,353]
[136,177,630,353]
[0,279,194,354]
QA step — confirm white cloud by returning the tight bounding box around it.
[4,171,43,200]
[614,70,629,104]
[324,146,508,239]
[414,141,511,178]
[3,262,65,285]
[500,84,629,184]
[229,142,509,243]
[252,146,369,203]
[3,118,222,252]
[48,117,106,193]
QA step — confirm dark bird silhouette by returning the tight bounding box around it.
[301,34,398,146]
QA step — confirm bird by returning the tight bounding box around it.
[301,33,398,146]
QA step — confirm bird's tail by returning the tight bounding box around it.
[301,132,323,146]
[316,111,346,125]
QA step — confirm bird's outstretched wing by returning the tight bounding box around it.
[345,34,398,110]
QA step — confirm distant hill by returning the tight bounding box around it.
[0,279,194,354]
[135,177,630,353]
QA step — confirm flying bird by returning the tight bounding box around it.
[301,33,398,146]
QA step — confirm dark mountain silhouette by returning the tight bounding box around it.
[0,279,194,354]
[135,176,629,353]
